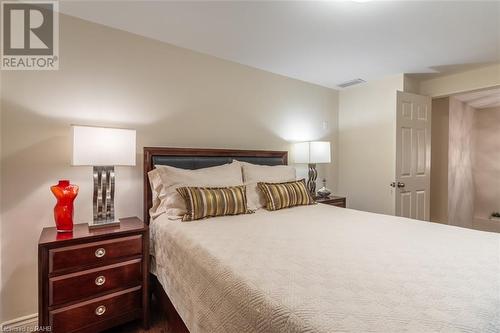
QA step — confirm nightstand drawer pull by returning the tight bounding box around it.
[95,275,106,286]
[95,305,106,316]
[95,248,106,258]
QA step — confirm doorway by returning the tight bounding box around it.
[430,87,500,232]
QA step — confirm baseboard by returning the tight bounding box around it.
[0,313,38,332]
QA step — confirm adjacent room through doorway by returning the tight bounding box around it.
[431,87,500,232]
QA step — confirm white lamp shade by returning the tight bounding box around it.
[293,142,311,164]
[310,141,331,164]
[293,141,331,164]
[72,125,136,166]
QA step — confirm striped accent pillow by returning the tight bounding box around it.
[177,185,251,221]
[258,179,315,211]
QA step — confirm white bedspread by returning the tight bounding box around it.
[150,204,500,333]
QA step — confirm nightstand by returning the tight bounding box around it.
[38,217,149,333]
[315,196,347,208]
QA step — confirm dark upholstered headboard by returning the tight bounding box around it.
[143,147,288,223]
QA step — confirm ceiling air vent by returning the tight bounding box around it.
[337,78,366,88]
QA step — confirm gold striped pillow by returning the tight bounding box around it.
[258,179,315,211]
[177,185,251,221]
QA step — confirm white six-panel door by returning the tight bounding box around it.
[395,91,432,220]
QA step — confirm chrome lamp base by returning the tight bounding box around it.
[307,163,317,196]
[88,220,120,229]
[89,166,120,229]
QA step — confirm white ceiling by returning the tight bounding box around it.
[59,1,500,89]
[455,88,500,109]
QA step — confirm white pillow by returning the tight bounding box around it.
[148,162,243,219]
[237,161,296,210]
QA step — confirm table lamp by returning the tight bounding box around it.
[294,141,331,196]
[72,125,136,229]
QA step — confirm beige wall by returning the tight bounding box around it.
[419,64,500,98]
[337,75,404,215]
[0,15,339,322]
[448,97,476,228]
[473,107,500,222]
[430,97,449,224]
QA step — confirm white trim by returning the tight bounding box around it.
[0,314,38,332]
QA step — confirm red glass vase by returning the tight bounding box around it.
[50,180,79,232]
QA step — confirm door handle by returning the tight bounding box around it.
[390,182,405,188]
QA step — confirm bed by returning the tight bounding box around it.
[144,147,500,333]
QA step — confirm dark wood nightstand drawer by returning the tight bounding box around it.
[49,287,141,333]
[49,259,142,307]
[49,235,142,274]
